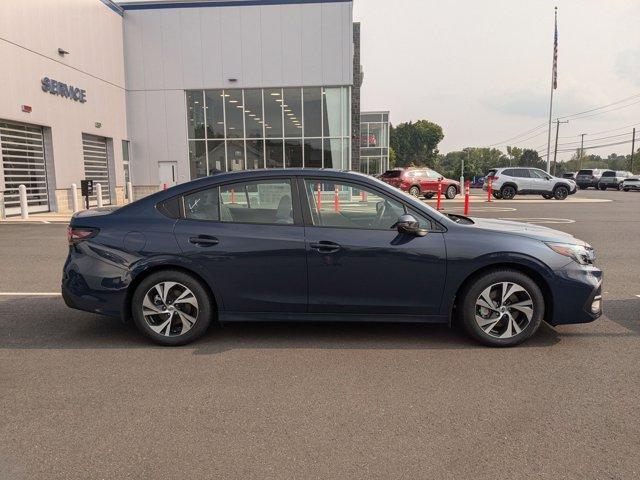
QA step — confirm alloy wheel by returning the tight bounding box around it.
[474,282,534,338]
[409,186,420,197]
[142,282,199,337]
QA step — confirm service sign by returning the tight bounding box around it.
[41,77,86,103]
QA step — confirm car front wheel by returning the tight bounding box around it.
[408,186,421,197]
[459,269,544,347]
[492,191,503,200]
[445,185,457,199]
[131,270,213,346]
[500,185,516,200]
[554,186,569,200]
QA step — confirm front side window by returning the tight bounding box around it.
[530,169,549,180]
[304,179,406,230]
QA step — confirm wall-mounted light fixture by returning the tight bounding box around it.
[228,78,237,82]
[57,48,69,56]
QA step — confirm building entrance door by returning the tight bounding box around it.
[159,162,177,188]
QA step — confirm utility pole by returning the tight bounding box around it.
[552,119,569,176]
[631,128,636,173]
[579,133,586,170]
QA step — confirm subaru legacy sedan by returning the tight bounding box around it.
[62,169,602,347]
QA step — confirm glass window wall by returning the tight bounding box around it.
[186,87,351,179]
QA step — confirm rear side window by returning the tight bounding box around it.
[381,170,401,178]
[601,171,615,177]
[220,179,294,225]
[486,169,498,177]
[502,169,516,177]
[184,187,220,221]
[577,170,593,175]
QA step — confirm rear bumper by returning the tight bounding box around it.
[546,264,603,325]
[62,246,131,318]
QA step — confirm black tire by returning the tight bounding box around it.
[500,185,516,200]
[618,183,624,191]
[131,270,213,346]
[458,269,545,347]
[542,193,553,199]
[424,192,435,199]
[578,185,586,190]
[623,188,629,192]
[598,184,606,190]
[492,191,503,200]
[408,185,421,197]
[554,185,569,200]
[445,185,457,199]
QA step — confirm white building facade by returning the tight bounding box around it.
[0,0,354,216]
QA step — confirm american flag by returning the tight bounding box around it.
[552,10,558,89]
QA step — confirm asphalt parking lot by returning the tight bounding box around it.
[1,189,639,479]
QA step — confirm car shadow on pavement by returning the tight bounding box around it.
[0,297,562,352]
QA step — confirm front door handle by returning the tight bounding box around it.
[310,241,341,254]
[189,235,219,247]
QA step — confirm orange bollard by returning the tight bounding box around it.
[316,183,322,211]
[360,190,367,203]
[231,188,236,204]
[436,179,442,210]
[464,180,470,216]
[487,177,493,203]
[334,185,340,212]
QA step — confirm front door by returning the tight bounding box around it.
[173,177,307,313]
[300,178,447,316]
[529,169,552,193]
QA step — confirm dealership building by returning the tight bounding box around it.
[0,0,386,216]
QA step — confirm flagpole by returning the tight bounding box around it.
[546,7,558,173]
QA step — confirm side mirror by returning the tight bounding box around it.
[393,214,427,237]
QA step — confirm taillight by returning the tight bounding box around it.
[67,226,98,244]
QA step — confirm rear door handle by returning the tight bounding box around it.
[310,241,341,254]
[189,235,219,247]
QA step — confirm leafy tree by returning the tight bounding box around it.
[390,120,444,167]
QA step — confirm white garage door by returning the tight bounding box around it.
[82,134,111,206]
[0,120,49,216]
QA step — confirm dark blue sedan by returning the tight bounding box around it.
[62,169,602,347]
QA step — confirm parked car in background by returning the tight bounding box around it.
[562,172,577,180]
[597,170,633,190]
[380,168,460,199]
[575,169,604,189]
[62,169,602,348]
[483,167,576,200]
[621,177,640,191]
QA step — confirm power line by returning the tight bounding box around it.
[558,121,640,139]
[555,93,640,120]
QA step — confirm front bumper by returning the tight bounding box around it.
[546,263,603,326]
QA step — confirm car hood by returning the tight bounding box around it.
[469,217,586,244]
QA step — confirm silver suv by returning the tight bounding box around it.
[597,170,633,190]
[483,167,577,200]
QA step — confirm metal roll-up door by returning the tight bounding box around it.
[0,120,49,216]
[82,133,111,206]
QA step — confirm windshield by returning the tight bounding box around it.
[381,170,402,178]
[602,171,615,177]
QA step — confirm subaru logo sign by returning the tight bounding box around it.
[41,77,86,103]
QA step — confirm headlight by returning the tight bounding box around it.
[546,242,595,265]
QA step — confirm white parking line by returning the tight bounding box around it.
[0,292,61,296]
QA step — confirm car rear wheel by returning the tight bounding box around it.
[542,193,553,199]
[131,270,213,346]
[445,185,457,199]
[424,192,435,199]
[459,269,544,347]
[500,185,516,200]
[408,186,421,197]
[623,187,629,191]
[554,185,569,200]
[598,184,606,190]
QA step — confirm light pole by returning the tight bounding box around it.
[552,119,569,176]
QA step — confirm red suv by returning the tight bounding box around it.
[380,168,460,199]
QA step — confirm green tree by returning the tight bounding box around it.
[390,120,444,167]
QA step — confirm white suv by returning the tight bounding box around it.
[483,167,577,200]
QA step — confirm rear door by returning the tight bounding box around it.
[300,177,447,316]
[173,177,308,313]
